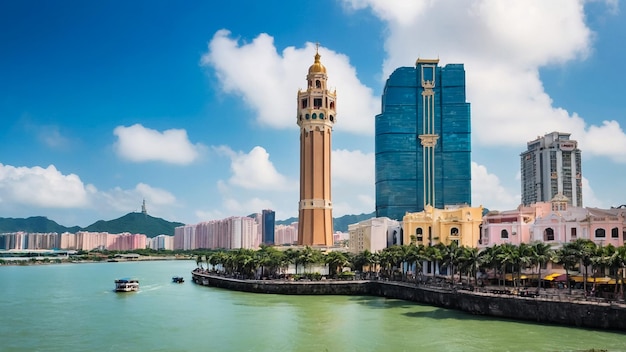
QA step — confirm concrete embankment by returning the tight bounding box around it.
[191,271,626,331]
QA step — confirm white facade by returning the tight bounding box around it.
[348,217,400,254]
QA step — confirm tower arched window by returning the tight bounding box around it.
[416,228,423,242]
[451,227,459,237]
[312,113,317,119]
[316,80,321,88]
[595,228,606,238]
[501,229,508,239]
[305,114,310,120]
[319,113,324,119]
[611,227,619,238]
[544,228,555,241]
[330,101,335,110]
[330,115,334,122]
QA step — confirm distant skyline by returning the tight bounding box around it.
[1,1,625,227]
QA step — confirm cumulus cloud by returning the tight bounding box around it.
[94,183,177,216]
[471,162,519,211]
[332,149,374,185]
[201,30,378,135]
[0,164,90,208]
[343,0,626,161]
[331,149,376,215]
[215,145,297,191]
[113,124,204,165]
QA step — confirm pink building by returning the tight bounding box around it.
[174,216,259,250]
[481,195,626,249]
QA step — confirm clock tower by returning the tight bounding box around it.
[297,45,336,247]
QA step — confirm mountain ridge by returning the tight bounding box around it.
[0,213,184,238]
[0,211,376,237]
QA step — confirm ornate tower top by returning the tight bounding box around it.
[308,43,326,74]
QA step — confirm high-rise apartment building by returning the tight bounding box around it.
[297,45,336,246]
[261,209,275,245]
[520,131,582,207]
[375,59,472,220]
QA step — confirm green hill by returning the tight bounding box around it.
[0,216,81,234]
[276,211,375,232]
[84,212,184,237]
[0,213,184,238]
[0,211,375,237]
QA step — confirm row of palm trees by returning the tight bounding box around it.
[195,239,626,298]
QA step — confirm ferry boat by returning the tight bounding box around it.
[114,278,139,292]
[172,276,184,283]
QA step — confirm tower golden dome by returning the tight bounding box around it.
[308,44,326,74]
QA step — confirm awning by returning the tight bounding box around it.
[543,273,563,281]
[571,275,612,283]
[553,274,569,282]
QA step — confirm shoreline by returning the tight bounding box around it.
[191,271,626,332]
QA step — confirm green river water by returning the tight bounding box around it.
[1,260,625,352]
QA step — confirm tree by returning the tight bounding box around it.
[440,242,463,283]
[284,248,300,275]
[325,251,349,278]
[529,242,553,290]
[555,245,579,294]
[571,239,597,293]
[479,244,502,286]
[460,246,481,285]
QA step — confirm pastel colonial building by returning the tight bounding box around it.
[402,204,483,247]
[481,195,626,248]
[348,217,401,254]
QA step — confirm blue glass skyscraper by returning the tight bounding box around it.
[262,209,275,245]
[375,59,471,220]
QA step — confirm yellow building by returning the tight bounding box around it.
[402,205,483,247]
[297,45,336,247]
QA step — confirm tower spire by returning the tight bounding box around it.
[297,45,336,247]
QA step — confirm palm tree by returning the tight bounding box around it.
[497,243,521,287]
[425,244,444,280]
[196,254,204,269]
[405,244,426,283]
[529,242,553,290]
[325,251,349,278]
[616,246,626,299]
[554,245,579,294]
[441,242,463,284]
[460,246,481,286]
[284,248,300,275]
[572,239,597,293]
[479,244,502,287]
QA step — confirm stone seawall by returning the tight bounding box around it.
[191,272,626,331]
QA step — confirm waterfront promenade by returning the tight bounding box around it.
[191,270,626,332]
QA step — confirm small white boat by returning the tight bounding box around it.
[114,278,139,292]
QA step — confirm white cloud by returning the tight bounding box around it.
[471,162,519,211]
[201,30,378,135]
[0,164,90,208]
[580,120,626,162]
[332,149,374,185]
[216,145,297,191]
[344,0,626,162]
[113,124,204,165]
[581,176,605,208]
[94,183,177,217]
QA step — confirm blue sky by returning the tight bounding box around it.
[1,0,625,228]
